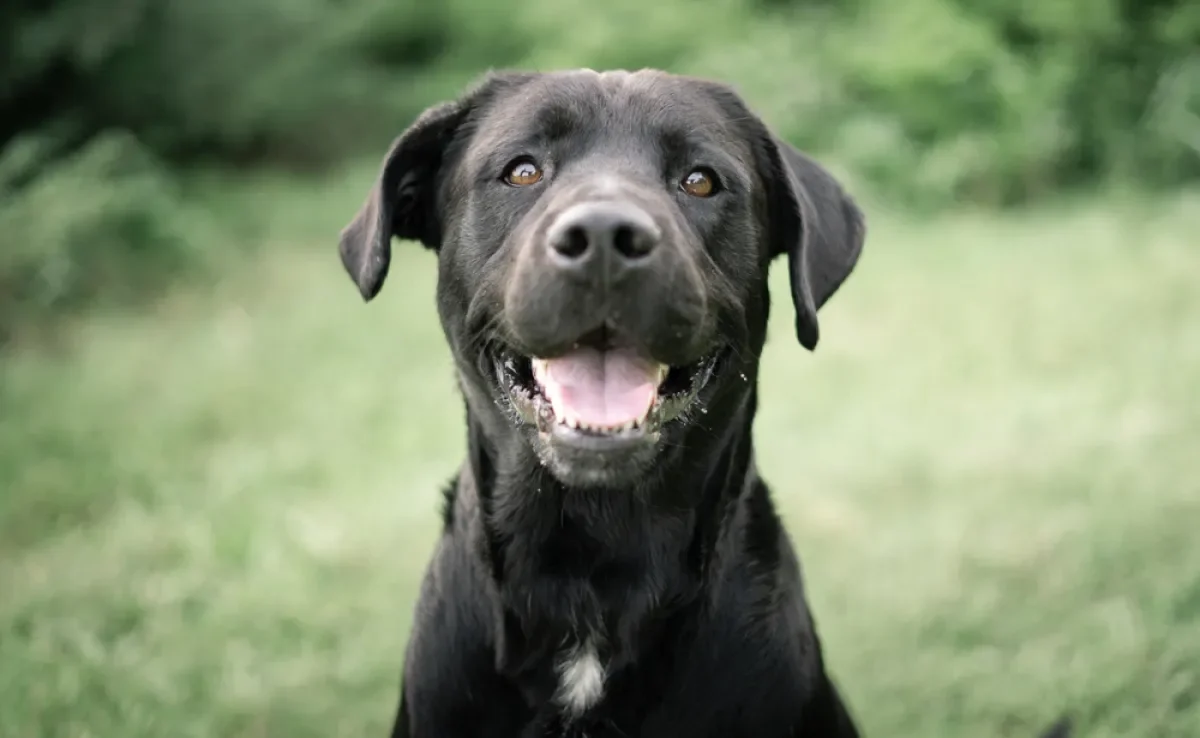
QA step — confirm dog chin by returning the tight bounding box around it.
[531,427,663,489]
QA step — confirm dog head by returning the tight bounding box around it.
[339,69,865,489]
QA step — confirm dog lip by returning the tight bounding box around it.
[532,321,639,358]
[489,341,726,438]
[541,422,657,452]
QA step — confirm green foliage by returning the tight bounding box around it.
[0,0,534,336]
[689,0,1200,206]
[0,131,190,340]
[0,0,1197,333]
[1,0,533,165]
[4,0,1197,191]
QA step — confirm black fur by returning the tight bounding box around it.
[339,69,1057,737]
[341,67,864,738]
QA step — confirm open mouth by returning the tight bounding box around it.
[492,326,721,441]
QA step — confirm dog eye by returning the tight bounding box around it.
[680,168,718,198]
[503,158,544,187]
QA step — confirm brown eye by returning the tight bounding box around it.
[503,158,543,186]
[681,168,717,197]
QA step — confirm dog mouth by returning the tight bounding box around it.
[492,326,721,441]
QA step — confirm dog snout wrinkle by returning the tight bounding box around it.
[547,201,661,274]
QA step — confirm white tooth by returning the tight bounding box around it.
[657,364,670,385]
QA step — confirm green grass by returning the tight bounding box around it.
[2,168,1198,737]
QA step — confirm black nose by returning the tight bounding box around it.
[547,202,661,270]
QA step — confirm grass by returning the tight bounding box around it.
[1,166,1198,737]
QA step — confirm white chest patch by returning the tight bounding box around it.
[555,639,606,715]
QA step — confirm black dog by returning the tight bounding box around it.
[339,68,866,737]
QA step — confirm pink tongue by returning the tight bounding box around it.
[539,346,660,427]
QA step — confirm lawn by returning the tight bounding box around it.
[2,168,1198,738]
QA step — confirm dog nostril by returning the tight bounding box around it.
[553,226,591,260]
[612,224,656,260]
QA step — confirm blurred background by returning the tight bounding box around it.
[1,0,1198,735]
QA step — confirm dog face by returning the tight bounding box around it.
[339,69,865,489]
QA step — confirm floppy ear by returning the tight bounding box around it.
[338,101,467,300]
[762,137,866,351]
[338,71,536,300]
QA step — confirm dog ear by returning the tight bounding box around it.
[762,137,866,351]
[338,71,535,300]
[338,101,465,300]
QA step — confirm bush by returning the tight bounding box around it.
[4,0,1196,198]
[0,0,538,336]
[0,131,190,340]
[693,0,1200,206]
[1,0,1196,335]
[0,0,538,167]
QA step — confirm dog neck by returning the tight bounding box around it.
[457,381,761,712]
